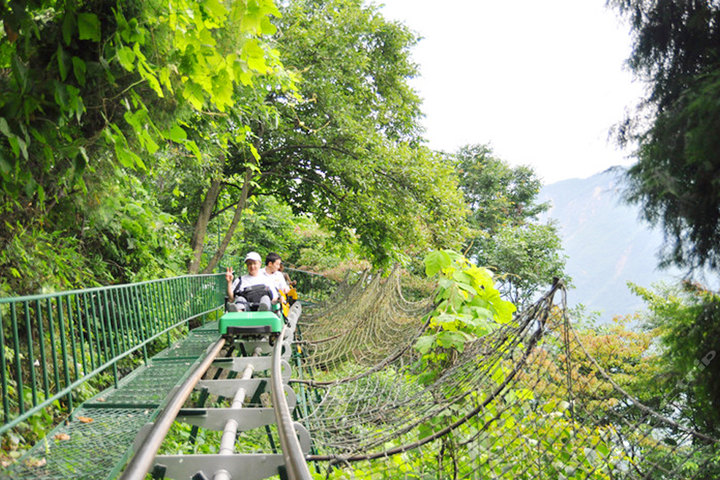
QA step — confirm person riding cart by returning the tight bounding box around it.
[225,251,279,312]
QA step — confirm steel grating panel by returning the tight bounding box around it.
[2,324,221,479]
[86,360,195,408]
[152,331,220,361]
[192,320,220,333]
[4,408,152,480]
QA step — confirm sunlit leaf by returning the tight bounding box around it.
[77,13,101,42]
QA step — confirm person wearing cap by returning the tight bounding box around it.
[263,252,290,294]
[225,251,278,312]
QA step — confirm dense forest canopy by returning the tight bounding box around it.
[0,0,563,301]
[610,0,720,271]
[608,0,720,443]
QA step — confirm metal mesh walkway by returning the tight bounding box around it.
[85,360,199,408]
[3,323,221,480]
[7,408,153,480]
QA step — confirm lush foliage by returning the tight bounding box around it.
[0,0,288,293]
[610,0,720,270]
[455,145,548,233]
[234,0,469,268]
[631,281,720,436]
[453,144,567,304]
[213,194,368,274]
[152,0,469,274]
[481,222,566,305]
[414,250,516,384]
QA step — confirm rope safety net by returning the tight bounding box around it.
[291,268,719,479]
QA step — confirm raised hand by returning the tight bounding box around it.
[225,266,234,283]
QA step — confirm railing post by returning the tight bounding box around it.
[11,303,24,416]
[0,307,8,423]
[65,296,80,384]
[22,302,37,407]
[75,295,88,378]
[35,299,50,399]
[56,297,73,412]
[102,290,119,388]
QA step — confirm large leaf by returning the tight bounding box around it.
[77,13,101,42]
[436,330,470,352]
[424,250,452,277]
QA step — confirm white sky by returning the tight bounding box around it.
[379,0,646,184]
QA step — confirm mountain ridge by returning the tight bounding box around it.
[538,166,685,320]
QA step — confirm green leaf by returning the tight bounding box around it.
[140,130,159,154]
[243,39,267,73]
[117,46,135,71]
[212,71,234,111]
[72,57,86,86]
[436,330,469,352]
[64,84,85,121]
[166,124,187,142]
[249,144,260,161]
[114,143,141,168]
[123,109,143,131]
[433,313,461,328]
[158,67,173,92]
[62,13,76,46]
[205,0,228,20]
[183,82,204,110]
[56,45,68,81]
[0,153,12,175]
[0,118,11,138]
[452,270,474,286]
[8,136,20,157]
[185,139,202,161]
[77,13,101,42]
[260,16,277,35]
[12,56,28,92]
[492,297,516,324]
[247,55,267,73]
[16,136,28,160]
[414,335,435,354]
[597,442,610,457]
[424,250,452,277]
[137,62,163,97]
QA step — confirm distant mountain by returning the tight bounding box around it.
[538,167,685,320]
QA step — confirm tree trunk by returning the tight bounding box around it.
[188,179,222,274]
[201,167,253,274]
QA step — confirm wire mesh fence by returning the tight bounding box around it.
[292,271,720,479]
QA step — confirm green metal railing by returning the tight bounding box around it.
[0,274,226,435]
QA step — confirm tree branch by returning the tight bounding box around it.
[259,143,358,160]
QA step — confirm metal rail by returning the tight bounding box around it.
[272,323,312,480]
[214,346,261,480]
[119,301,312,480]
[119,337,227,480]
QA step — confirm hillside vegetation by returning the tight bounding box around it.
[2,0,720,476]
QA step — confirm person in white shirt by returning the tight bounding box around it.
[262,252,290,294]
[225,252,278,311]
